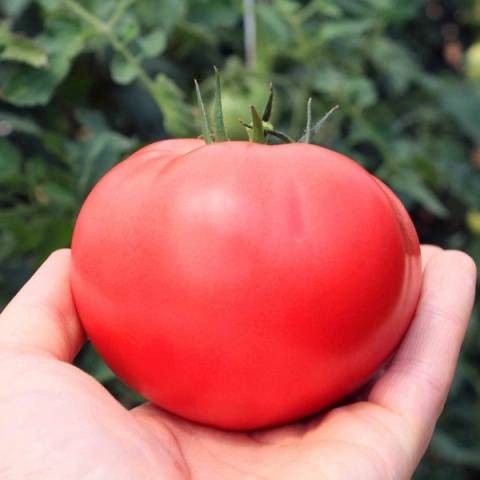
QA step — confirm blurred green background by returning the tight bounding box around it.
[0,0,479,477]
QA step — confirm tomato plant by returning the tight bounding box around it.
[71,76,421,430]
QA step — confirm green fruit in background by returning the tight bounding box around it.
[465,42,480,79]
[466,210,480,236]
[210,85,279,140]
[217,90,263,140]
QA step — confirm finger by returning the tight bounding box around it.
[420,244,443,270]
[329,245,443,405]
[0,249,85,362]
[369,250,477,447]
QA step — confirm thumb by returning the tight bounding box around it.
[0,249,85,362]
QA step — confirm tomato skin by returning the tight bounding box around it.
[71,140,421,430]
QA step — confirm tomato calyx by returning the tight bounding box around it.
[194,67,339,145]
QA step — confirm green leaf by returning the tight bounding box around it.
[0,21,48,67]
[318,19,373,42]
[68,110,136,196]
[25,156,47,182]
[1,38,48,67]
[74,109,109,131]
[0,64,59,106]
[257,3,291,48]
[313,69,377,108]
[188,0,240,28]
[110,53,138,85]
[345,78,377,108]
[0,139,22,182]
[365,0,423,24]
[213,66,227,141]
[0,21,10,44]
[389,171,449,218]
[152,73,194,137]
[135,0,186,31]
[36,183,76,209]
[138,28,167,58]
[36,0,62,12]
[368,37,420,94]
[0,228,16,262]
[0,16,88,106]
[114,11,140,44]
[0,111,43,137]
[0,0,32,17]
[434,79,480,144]
[40,218,75,256]
[40,15,89,60]
[301,0,341,18]
[431,431,480,469]
[313,67,344,93]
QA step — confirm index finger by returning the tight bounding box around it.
[0,249,85,362]
[369,248,477,446]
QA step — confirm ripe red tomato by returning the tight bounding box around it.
[71,139,421,430]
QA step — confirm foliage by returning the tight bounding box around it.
[0,0,479,477]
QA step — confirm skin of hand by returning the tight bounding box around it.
[0,246,476,480]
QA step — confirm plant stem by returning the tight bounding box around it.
[62,0,158,104]
[250,105,264,143]
[108,34,156,93]
[298,105,339,143]
[63,0,108,32]
[262,82,274,122]
[297,1,320,23]
[108,0,134,27]
[213,66,227,141]
[303,97,312,143]
[243,0,256,69]
[194,79,213,143]
[266,129,294,143]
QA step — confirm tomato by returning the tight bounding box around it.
[71,139,422,430]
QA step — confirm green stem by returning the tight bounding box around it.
[298,105,339,143]
[108,0,134,27]
[63,0,109,32]
[266,129,294,143]
[194,79,213,143]
[243,0,257,69]
[250,105,264,143]
[290,87,309,137]
[303,97,312,143]
[296,1,320,23]
[109,34,156,92]
[213,66,227,141]
[262,82,274,122]
[62,0,158,105]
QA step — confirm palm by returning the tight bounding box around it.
[0,247,476,480]
[134,396,414,480]
[0,354,417,479]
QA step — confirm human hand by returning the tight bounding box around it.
[0,246,476,479]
